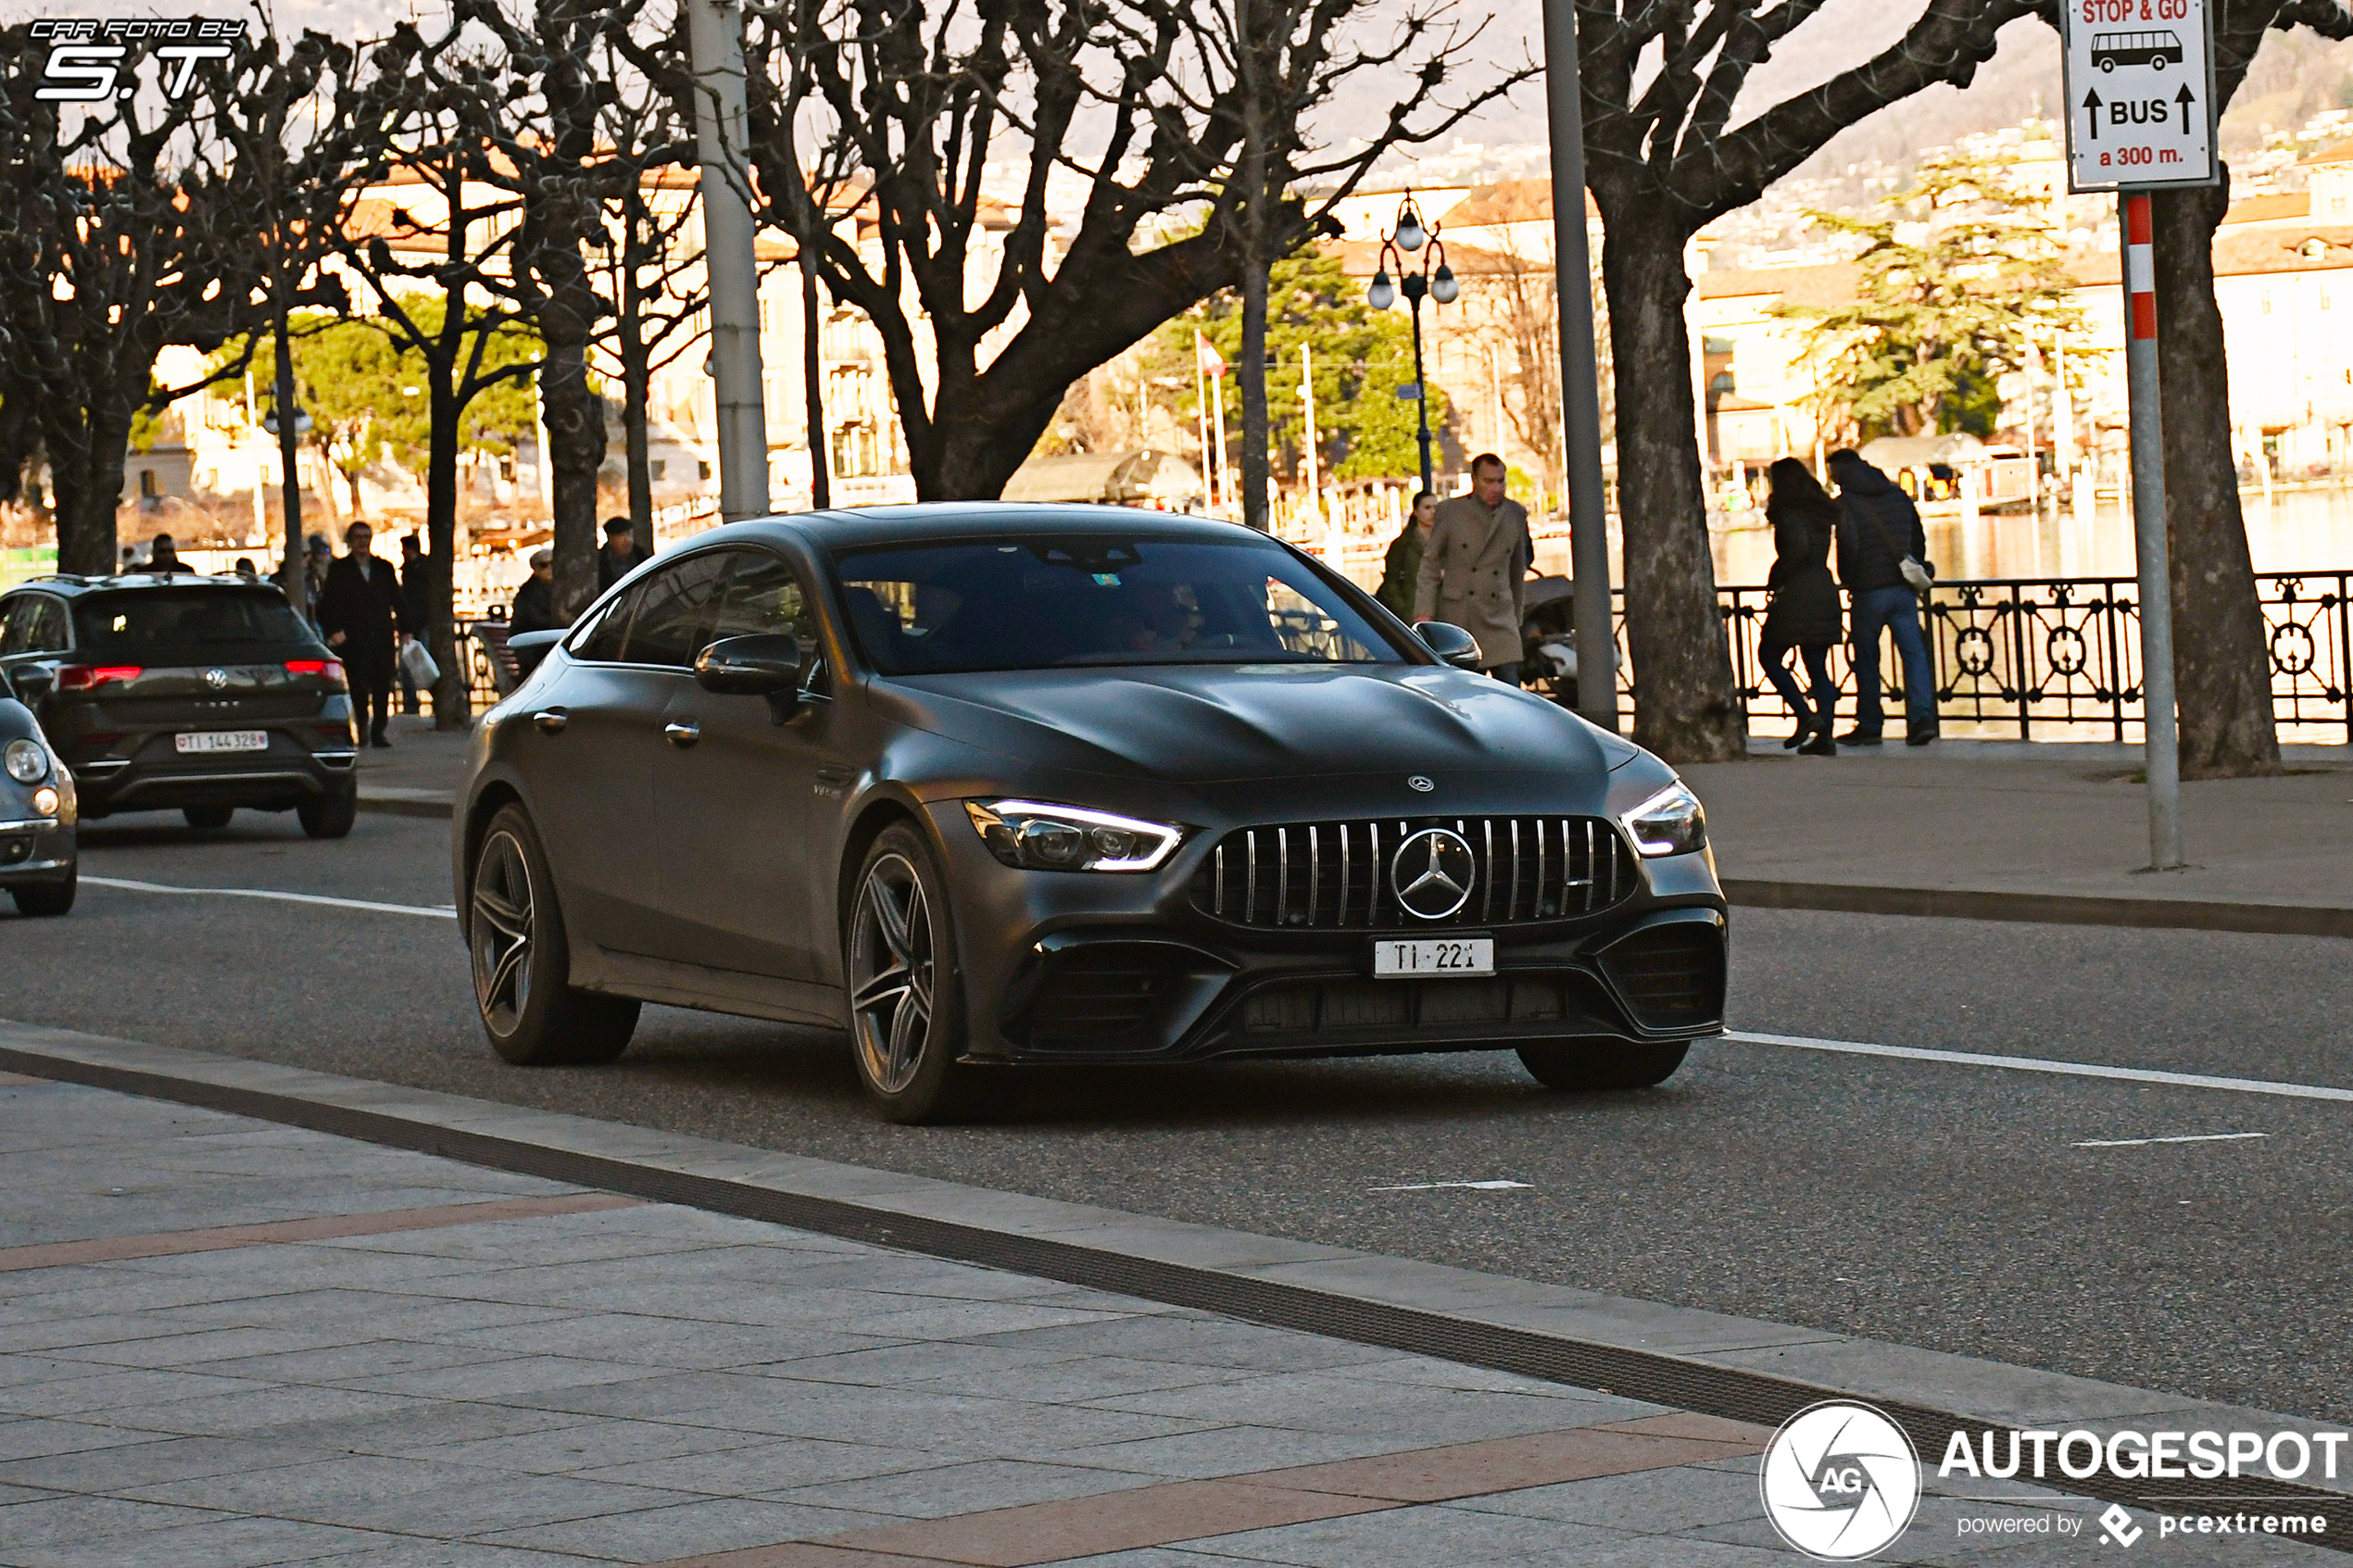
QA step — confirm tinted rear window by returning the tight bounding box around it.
[72,589,310,654]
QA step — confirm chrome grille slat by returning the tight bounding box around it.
[1196,814,1634,931]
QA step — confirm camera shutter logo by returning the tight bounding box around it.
[1759,1400,1921,1561]
[1390,827,1475,920]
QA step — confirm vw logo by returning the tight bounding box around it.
[203,668,229,689]
[1406,774,1435,793]
[1390,827,1475,920]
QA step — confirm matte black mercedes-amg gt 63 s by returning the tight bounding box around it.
[455,506,1727,1122]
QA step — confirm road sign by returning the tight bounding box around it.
[2060,0,2219,191]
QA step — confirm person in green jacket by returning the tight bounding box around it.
[1376,490,1438,620]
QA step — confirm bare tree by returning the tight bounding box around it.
[1577,0,2036,760]
[643,0,1523,506]
[331,21,547,727]
[2154,0,2353,779]
[0,24,355,574]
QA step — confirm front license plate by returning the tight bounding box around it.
[175,730,269,754]
[1372,937,1494,978]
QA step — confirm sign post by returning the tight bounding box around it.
[2060,0,2213,872]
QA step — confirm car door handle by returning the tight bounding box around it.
[533,708,568,734]
[664,721,701,748]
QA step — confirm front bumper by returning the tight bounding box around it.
[923,800,1727,1065]
[0,815,76,886]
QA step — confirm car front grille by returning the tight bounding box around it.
[1193,815,1637,931]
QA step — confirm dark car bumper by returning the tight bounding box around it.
[921,801,1727,1065]
[72,745,358,817]
[0,813,75,887]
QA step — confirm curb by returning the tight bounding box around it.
[1722,878,2353,939]
[357,791,455,820]
[3,1020,2347,1535]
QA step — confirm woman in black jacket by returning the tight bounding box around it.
[1760,458,1843,756]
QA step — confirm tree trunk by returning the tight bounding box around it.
[425,390,469,730]
[53,463,121,577]
[2153,169,2280,779]
[803,256,830,509]
[1238,252,1271,531]
[1599,208,1743,762]
[540,247,607,623]
[620,262,654,540]
[45,380,136,575]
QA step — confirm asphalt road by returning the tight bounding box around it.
[6,809,2351,1424]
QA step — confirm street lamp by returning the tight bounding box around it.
[1366,194,1456,495]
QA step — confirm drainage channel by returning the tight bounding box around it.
[6,1040,2347,1549]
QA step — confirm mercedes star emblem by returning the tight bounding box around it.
[1406,774,1435,793]
[1391,827,1476,920]
[203,668,229,689]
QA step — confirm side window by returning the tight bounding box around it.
[623,550,734,668]
[0,598,24,655]
[569,583,643,663]
[32,598,68,652]
[709,552,813,655]
[2,596,68,655]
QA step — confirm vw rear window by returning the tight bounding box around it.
[72,588,311,654]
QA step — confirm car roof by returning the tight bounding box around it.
[4,573,284,598]
[694,504,1266,555]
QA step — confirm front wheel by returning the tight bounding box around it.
[1517,1039,1690,1091]
[469,804,638,1066]
[845,823,986,1123]
[9,870,75,918]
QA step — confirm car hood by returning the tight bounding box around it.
[885,663,1628,785]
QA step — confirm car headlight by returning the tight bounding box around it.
[4,738,47,784]
[1618,781,1707,858]
[966,799,1184,872]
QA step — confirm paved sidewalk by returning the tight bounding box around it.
[4,1065,2344,1567]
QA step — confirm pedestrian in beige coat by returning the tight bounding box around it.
[1413,453,1531,682]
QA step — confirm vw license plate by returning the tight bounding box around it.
[175,730,268,754]
[1372,937,1494,978]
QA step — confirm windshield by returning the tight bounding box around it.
[833,533,1410,675]
[72,588,310,654]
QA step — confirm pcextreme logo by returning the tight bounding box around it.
[1759,1400,1923,1561]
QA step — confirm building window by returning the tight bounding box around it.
[698,459,711,481]
[138,470,158,498]
[651,459,666,482]
[1709,371,1735,397]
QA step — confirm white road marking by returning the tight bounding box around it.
[1368,1180,1533,1192]
[2070,1132,2271,1148]
[1727,1030,2353,1106]
[82,875,458,921]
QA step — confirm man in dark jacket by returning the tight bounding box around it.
[509,548,560,635]
[597,517,652,593]
[316,521,404,747]
[1827,448,1937,746]
[396,533,434,715]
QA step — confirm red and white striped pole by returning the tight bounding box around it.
[2120,193,2184,870]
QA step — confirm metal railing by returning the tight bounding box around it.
[1636,571,2351,743]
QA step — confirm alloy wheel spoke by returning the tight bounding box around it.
[869,877,913,966]
[474,888,526,941]
[851,963,912,1015]
[886,985,922,1079]
[484,936,527,1014]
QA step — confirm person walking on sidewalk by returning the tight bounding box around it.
[1760,458,1843,756]
[1828,448,1938,746]
[396,533,434,717]
[316,522,403,748]
[509,548,560,635]
[1376,490,1439,621]
[1414,454,1530,684]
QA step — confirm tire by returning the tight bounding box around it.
[1516,1039,1690,1091]
[9,870,75,918]
[182,805,233,831]
[844,822,988,1123]
[468,804,638,1066]
[297,792,357,839]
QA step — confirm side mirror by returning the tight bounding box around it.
[695,633,808,696]
[507,629,566,679]
[1416,621,1485,671]
[6,664,56,702]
